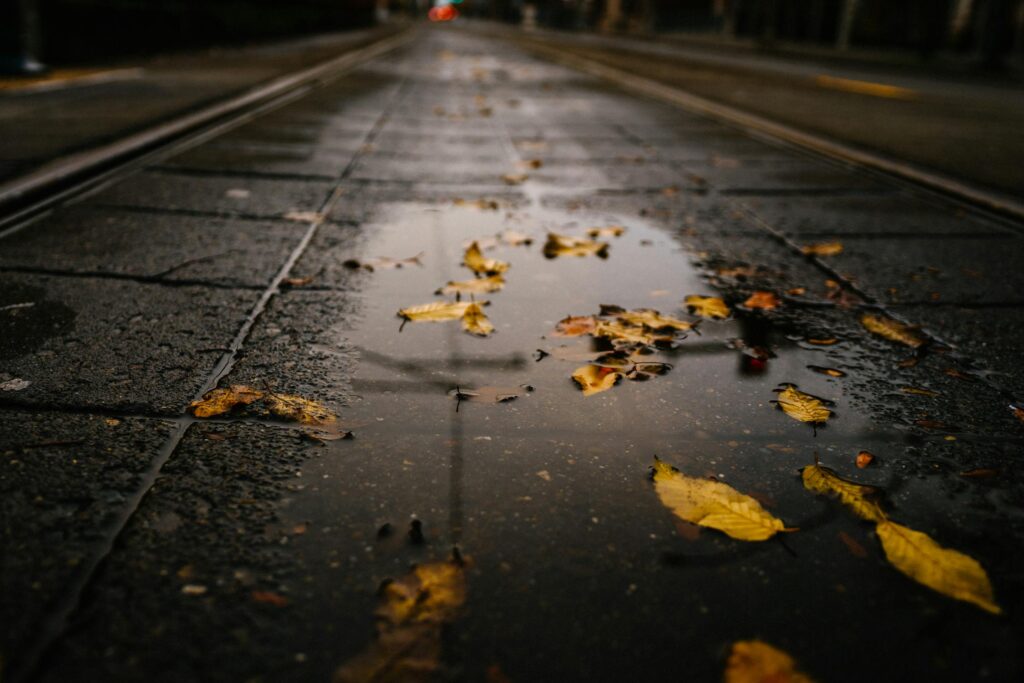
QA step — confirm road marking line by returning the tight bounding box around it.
[814,74,917,100]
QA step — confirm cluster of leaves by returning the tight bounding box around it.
[189,385,346,440]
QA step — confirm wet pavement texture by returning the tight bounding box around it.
[3,26,1024,683]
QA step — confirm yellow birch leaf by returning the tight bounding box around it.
[725,640,815,683]
[585,225,626,238]
[860,313,926,348]
[800,241,843,256]
[398,301,484,322]
[651,459,790,541]
[684,295,730,319]
[775,385,832,424]
[611,308,694,331]
[876,521,1001,615]
[463,241,509,276]
[461,302,494,337]
[801,463,886,522]
[571,365,622,396]
[542,233,610,259]
[436,275,505,296]
[189,385,263,418]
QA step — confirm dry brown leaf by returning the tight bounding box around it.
[542,233,609,259]
[585,225,626,238]
[801,241,843,256]
[724,640,814,683]
[552,315,598,337]
[856,451,875,468]
[775,385,832,425]
[190,386,343,438]
[877,521,1000,614]
[742,291,780,310]
[461,302,494,337]
[651,459,791,541]
[571,365,622,396]
[860,313,925,348]
[684,295,730,319]
[464,241,509,276]
[801,462,885,522]
[805,337,838,346]
[189,385,263,418]
[436,275,505,296]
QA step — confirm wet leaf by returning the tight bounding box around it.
[593,320,667,347]
[436,275,505,296]
[282,211,323,223]
[501,173,528,185]
[651,459,791,541]
[571,365,622,396]
[960,468,999,479]
[805,337,838,346]
[856,451,875,468]
[860,313,925,348]
[807,365,846,378]
[945,367,976,382]
[585,225,626,238]
[742,291,781,310]
[398,301,480,322]
[542,233,610,259]
[801,462,885,522]
[189,385,263,418]
[498,230,533,246]
[251,590,289,607]
[334,558,467,682]
[626,361,673,381]
[265,392,337,428]
[281,276,314,288]
[552,315,598,337]
[1011,404,1024,423]
[724,640,814,683]
[601,305,694,331]
[453,198,500,211]
[461,302,494,337]
[876,521,1000,614]
[774,385,832,425]
[464,241,509,276]
[801,241,843,256]
[684,295,730,319]
[344,253,424,271]
[901,386,938,397]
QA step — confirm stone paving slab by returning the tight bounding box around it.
[86,170,335,220]
[327,181,528,223]
[0,411,173,667]
[0,272,258,413]
[0,206,305,288]
[158,142,358,179]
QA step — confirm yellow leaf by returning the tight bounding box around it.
[801,463,886,522]
[775,385,832,424]
[585,225,626,238]
[651,459,790,541]
[860,313,925,348]
[724,640,815,683]
[189,385,263,418]
[593,320,663,346]
[608,307,694,331]
[571,365,622,396]
[265,392,337,428]
[463,241,509,276]
[552,315,598,337]
[436,275,505,296]
[498,230,532,246]
[461,302,494,337]
[398,301,482,322]
[742,291,781,310]
[684,295,730,319]
[800,241,843,256]
[876,521,1000,615]
[542,233,610,259]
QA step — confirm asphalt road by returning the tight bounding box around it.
[2,23,1024,683]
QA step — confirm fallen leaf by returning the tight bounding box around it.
[552,315,598,337]
[498,230,532,246]
[1011,404,1024,423]
[436,275,505,296]
[801,462,885,522]
[774,385,832,425]
[542,233,609,259]
[684,295,730,319]
[801,241,843,256]
[571,365,622,396]
[807,365,846,378]
[959,468,999,479]
[805,338,838,346]
[742,291,780,310]
[901,386,939,397]
[876,520,1000,614]
[860,313,925,348]
[398,301,481,322]
[787,287,807,296]
[461,302,494,337]
[945,368,976,382]
[282,277,313,288]
[453,198,500,211]
[519,159,543,169]
[601,305,694,331]
[593,320,664,347]
[855,451,875,468]
[189,385,264,418]
[464,241,509,276]
[265,392,337,428]
[502,173,528,185]
[724,640,814,683]
[585,225,626,238]
[651,459,791,541]
[251,590,289,607]
[344,253,424,271]
[449,385,525,405]
[282,211,323,223]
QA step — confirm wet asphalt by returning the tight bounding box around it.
[2,25,1024,683]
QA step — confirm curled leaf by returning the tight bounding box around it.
[651,459,791,541]
[725,640,815,683]
[399,301,480,322]
[461,302,495,337]
[876,520,1000,615]
[774,385,832,425]
[801,462,885,522]
[801,241,843,256]
[571,365,622,396]
[684,295,730,319]
[189,385,263,418]
[860,313,925,348]
[436,275,505,296]
[542,233,610,259]
[464,242,509,276]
